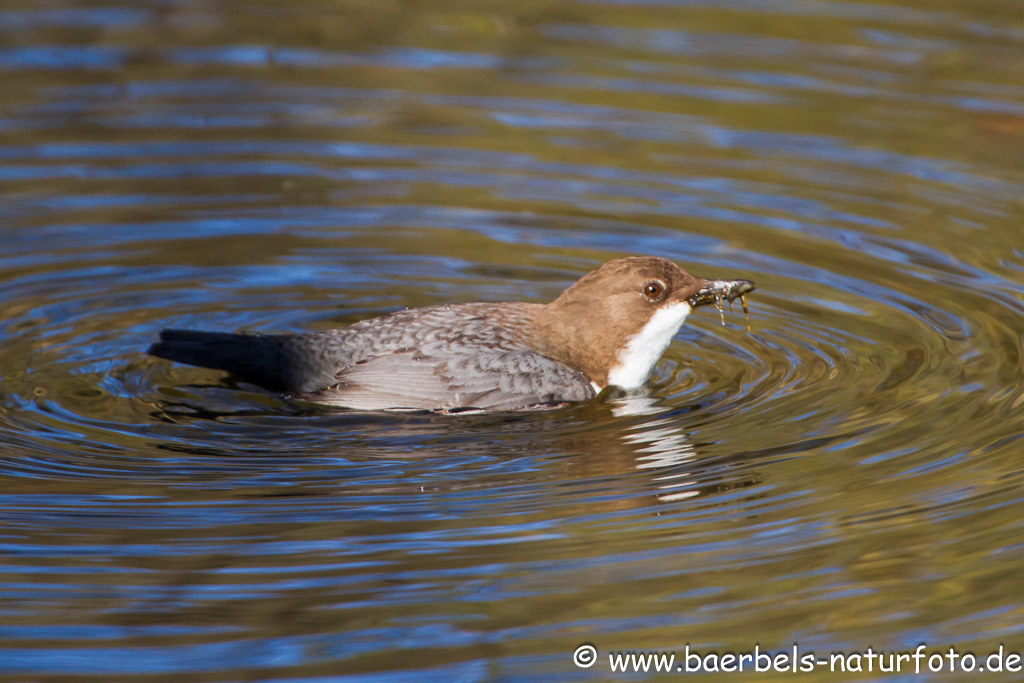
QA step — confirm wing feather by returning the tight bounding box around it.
[300,350,594,411]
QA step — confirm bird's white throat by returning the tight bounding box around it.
[606,302,692,390]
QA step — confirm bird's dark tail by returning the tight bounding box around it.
[148,329,292,392]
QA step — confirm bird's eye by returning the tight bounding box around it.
[643,281,665,300]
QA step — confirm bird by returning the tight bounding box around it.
[148,256,754,412]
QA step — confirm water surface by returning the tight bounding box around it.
[2,0,1024,680]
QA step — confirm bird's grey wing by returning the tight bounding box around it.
[300,350,595,411]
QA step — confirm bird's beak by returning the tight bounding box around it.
[687,278,756,308]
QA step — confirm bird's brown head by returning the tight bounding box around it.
[530,257,716,389]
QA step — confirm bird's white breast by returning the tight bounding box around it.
[606,302,692,390]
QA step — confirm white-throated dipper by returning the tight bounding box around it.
[149,257,754,412]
